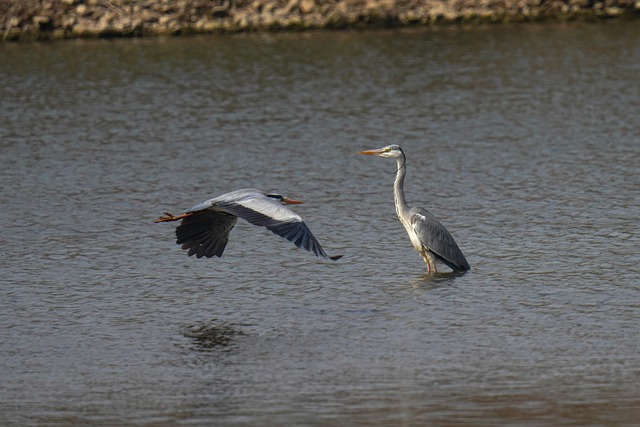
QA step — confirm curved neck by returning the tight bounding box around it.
[393,153,410,221]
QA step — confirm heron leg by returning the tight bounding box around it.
[154,212,193,223]
[420,250,437,274]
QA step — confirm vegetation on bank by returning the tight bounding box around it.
[1,0,639,41]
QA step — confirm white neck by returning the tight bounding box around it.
[393,153,410,223]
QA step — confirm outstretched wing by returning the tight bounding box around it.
[175,210,238,258]
[214,192,338,260]
[410,207,470,272]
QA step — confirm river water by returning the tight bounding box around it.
[1,21,639,426]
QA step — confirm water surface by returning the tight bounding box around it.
[1,22,639,426]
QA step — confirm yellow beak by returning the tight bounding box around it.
[282,197,304,205]
[358,149,384,155]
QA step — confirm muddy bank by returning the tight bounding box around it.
[1,0,639,41]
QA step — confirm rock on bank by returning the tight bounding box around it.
[1,0,639,41]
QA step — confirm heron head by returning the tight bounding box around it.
[358,144,403,158]
[266,193,304,205]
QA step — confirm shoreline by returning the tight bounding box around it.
[1,0,639,41]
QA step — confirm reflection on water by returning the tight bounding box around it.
[1,22,639,426]
[183,319,244,351]
[408,271,465,291]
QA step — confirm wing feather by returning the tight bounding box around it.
[175,211,238,258]
[410,207,470,272]
[217,200,331,259]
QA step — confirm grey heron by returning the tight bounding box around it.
[155,188,342,261]
[359,145,470,274]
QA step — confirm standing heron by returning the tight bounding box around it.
[155,188,342,261]
[358,145,470,273]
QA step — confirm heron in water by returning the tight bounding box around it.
[155,188,342,261]
[358,145,470,274]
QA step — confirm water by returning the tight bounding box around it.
[1,21,639,425]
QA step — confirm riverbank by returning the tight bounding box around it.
[1,0,639,41]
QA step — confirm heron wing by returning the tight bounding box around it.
[410,207,470,272]
[214,193,332,259]
[175,210,238,258]
[184,188,264,214]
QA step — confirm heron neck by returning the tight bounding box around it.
[393,155,410,221]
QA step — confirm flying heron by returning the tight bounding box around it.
[359,145,470,274]
[155,188,342,261]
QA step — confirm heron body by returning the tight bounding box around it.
[359,145,470,274]
[155,188,341,261]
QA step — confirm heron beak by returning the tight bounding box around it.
[358,148,384,156]
[282,197,304,205]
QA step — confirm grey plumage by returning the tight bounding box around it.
[410,207,470,272]
[156,188,341,261]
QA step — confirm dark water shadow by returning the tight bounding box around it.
[182,319,245,352]
[409,270,468,291]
